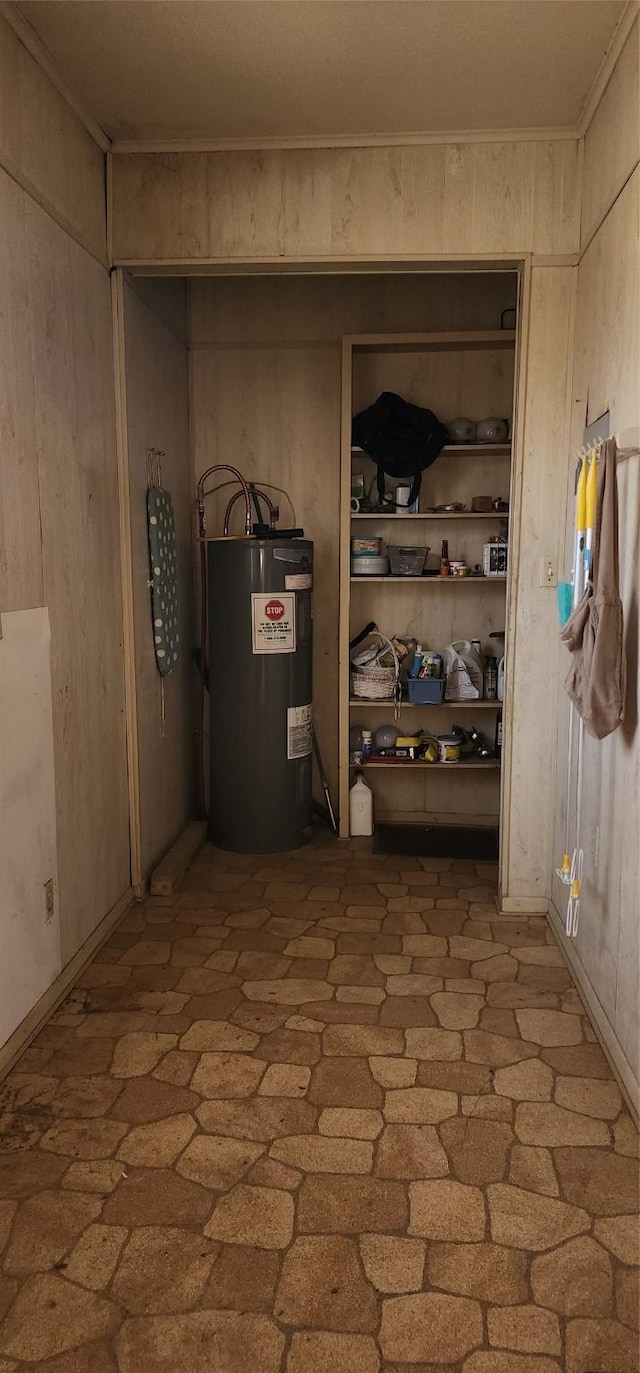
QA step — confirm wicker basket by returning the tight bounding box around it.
[351,630,399,701]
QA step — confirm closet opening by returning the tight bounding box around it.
[119,263,523,901]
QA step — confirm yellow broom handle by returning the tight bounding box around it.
[586,451,598,531]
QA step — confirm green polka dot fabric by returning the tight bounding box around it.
[147,486,179,677]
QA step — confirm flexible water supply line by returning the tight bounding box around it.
[223,484,277,536]
[197,463,253,538]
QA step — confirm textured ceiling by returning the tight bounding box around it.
[18,0,626,143]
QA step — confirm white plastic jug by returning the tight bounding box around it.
[497,655,505,702]
[350,774,373,836]
[443,640,482,701]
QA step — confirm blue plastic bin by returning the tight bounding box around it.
[406,677,446,705]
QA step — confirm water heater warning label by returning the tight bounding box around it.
[287,704,312,759]
[251,593,296,653]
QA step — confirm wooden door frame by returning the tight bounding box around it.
[115,253,532,907]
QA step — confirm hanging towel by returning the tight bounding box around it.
[560,438,624,739]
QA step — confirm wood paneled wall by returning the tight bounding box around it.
[122,280,195,877]
[0,14,106,261]
[0,13,130,1052]
[111,139,580,264]
[581,14,639,248]
[503,265,575,906]
[551,18,640,1111]
[0,608,60,1046]
[24,196,129,964]
[0,168,130,973]
[551,170,640,1108]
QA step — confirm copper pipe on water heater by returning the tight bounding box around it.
[223,485,277,536]
[196,463,253,538]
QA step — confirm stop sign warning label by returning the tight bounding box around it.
[251,592,296,653]
[265,599,285,620]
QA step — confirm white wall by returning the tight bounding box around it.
[122,278,195,877]
[550,18,640,1110]
[0,14,130,1058]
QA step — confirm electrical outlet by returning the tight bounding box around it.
[539,555,557,588]
[44,879,55,922]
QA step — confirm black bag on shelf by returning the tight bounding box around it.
[352,391,449,506]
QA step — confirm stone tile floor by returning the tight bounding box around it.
[0,834,638,1372]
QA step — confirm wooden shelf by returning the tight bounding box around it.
[341,325,515,840]
[349,699,501,709]
[376,810,499,828]
[351,511,509,521]
[350,760,500,770]
[352,444,511,457]
[350,575,507,584]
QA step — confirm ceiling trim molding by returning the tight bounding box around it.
[109,252,532,277]
[1,1,111,152]
[110,126,578,156]
[0,148,108,269]
[577,0,639,137]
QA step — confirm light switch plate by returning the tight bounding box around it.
[540,556,557,587]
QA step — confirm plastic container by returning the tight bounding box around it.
[495,712,503,760]
[498,656,505,702]
[361,729,373,760]
[437,733,462,763]
[351,554,390,576]
[483,655,498,700]
[421,652,443,679]
[483,540,508,577]
[351,536,382,557]
[388,546,428,577]
[407,677,446,704]
[408,645,423,678]
[350,773,373,835]
[395,486,419,514]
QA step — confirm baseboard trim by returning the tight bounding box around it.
[0,886,133,1082]
[150,820,207,896]
[548,900,639,1125]
[499,895,549,914]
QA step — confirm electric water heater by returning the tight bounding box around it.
[207,538,313,852]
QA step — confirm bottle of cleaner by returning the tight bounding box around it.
[497,654,505,702]
[350,773,373,836]
[409,644,423,678]
[483,654,498,700]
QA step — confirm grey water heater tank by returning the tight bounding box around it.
[207,538,313,852]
